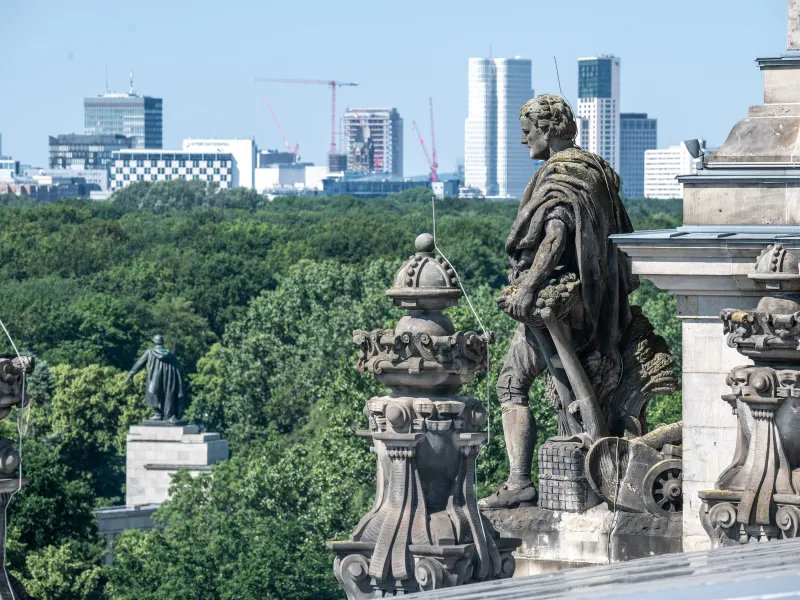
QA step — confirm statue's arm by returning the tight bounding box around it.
[498,218,567,322]
[516,218,568,293]
[126,352,148,381]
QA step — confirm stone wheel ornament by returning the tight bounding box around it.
[643,459,682,516]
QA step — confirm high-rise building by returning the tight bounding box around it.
[643,141,707,199]
[343,108,403,177]
[84,79,163,149]
[464,57,534,198]
[49,134,135,170]
[620,113,657,198]
[577,56,621,171]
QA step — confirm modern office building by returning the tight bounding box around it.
[49,134,135,171]
[322,174,457,199]
[25,167,109,191]
[85,81,163,149]
[577,56,621,171]
[343,108,403,177]
[643,141,706,199]
[464,57,533,198]
[620,113,657,198]
[110,138,255,191]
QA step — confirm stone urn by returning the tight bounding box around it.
[327,233,519,598]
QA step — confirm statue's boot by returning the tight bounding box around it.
[479,481,537,509]
[479,404,537,509]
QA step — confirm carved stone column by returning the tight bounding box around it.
[701,244,800,546]
[328,234,519,598]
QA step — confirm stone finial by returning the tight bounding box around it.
[749,243,800,291]
[790,0,800,51]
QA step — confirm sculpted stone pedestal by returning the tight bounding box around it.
[328,234,519,598]
[483,505,681,576]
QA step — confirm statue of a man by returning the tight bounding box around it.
[127,334,186,423]
[482,94,638,509]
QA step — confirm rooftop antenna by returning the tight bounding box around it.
[129,70,135,96]
[105,62,109,94]
[489,44,493,58]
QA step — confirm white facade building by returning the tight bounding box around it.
[110,138,255,191]
[644,141,703,199]
[254,164,329,193]
[577,56,621,171]
[464,57,533,198]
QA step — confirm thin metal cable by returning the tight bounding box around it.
[0,317,24,600]
[431,195,493,484]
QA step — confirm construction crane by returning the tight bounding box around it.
[428,98,439,182]
[263,97,299,156]
[254,77,359,155]
[412,97,439,182]
[412,121,435,181]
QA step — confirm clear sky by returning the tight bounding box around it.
[2,0,789,176]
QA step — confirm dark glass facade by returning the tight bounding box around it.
[578,58,613,99]
[84,95,163,149]
[620,113,657,198]
[49,134,135,170]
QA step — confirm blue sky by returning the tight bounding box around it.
[2,0,788,175]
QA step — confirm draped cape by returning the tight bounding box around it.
[506,148,636,359]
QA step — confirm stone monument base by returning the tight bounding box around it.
[126,423,229,507]
[482,504,682,576]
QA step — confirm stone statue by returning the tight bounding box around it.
[701,244,800,546]
[328,234,519,598]
[483,94,677,510]
[127,334,186,423]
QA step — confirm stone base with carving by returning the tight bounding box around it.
[483,504,682,576]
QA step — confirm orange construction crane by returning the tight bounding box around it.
[254,77,359,155]
[262,97,298,156]
[413,98,439,182]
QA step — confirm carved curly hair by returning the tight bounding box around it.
[519,94,578,141]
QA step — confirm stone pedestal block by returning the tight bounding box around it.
[483,505,682,577]
[126,424,229,507]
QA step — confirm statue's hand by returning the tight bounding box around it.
[496,285,535,322]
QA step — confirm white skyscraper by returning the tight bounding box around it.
[464,57,533,198]
[577,56,621,171]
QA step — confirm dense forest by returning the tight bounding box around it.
[0,181,682,599]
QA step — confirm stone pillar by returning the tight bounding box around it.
[328,233,519,598]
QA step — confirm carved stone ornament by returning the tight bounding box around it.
[0,355,35,599]
[328,234,519,598]
[700,244,800,547]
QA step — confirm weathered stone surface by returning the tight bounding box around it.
[683,183,800,226]
[329,234,517,599]
[791,0,800,50]
[483,505,681,576]
[126,424,229,507]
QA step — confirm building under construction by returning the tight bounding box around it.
[343,108,403,177]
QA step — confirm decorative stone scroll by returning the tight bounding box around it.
[701,243,800,546]
[328,234,519,598]
[0,355,35,599]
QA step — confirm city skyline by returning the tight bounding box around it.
[3,0,787,177]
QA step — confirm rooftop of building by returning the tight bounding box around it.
[407,536,800,600]
[49,133,134,144]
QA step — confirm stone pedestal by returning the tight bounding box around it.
[126,424,228,507]
[483,505,681,576]
[96,423,229,563]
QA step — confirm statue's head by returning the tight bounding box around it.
[519,94,577,160]
[152,334,165,346]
